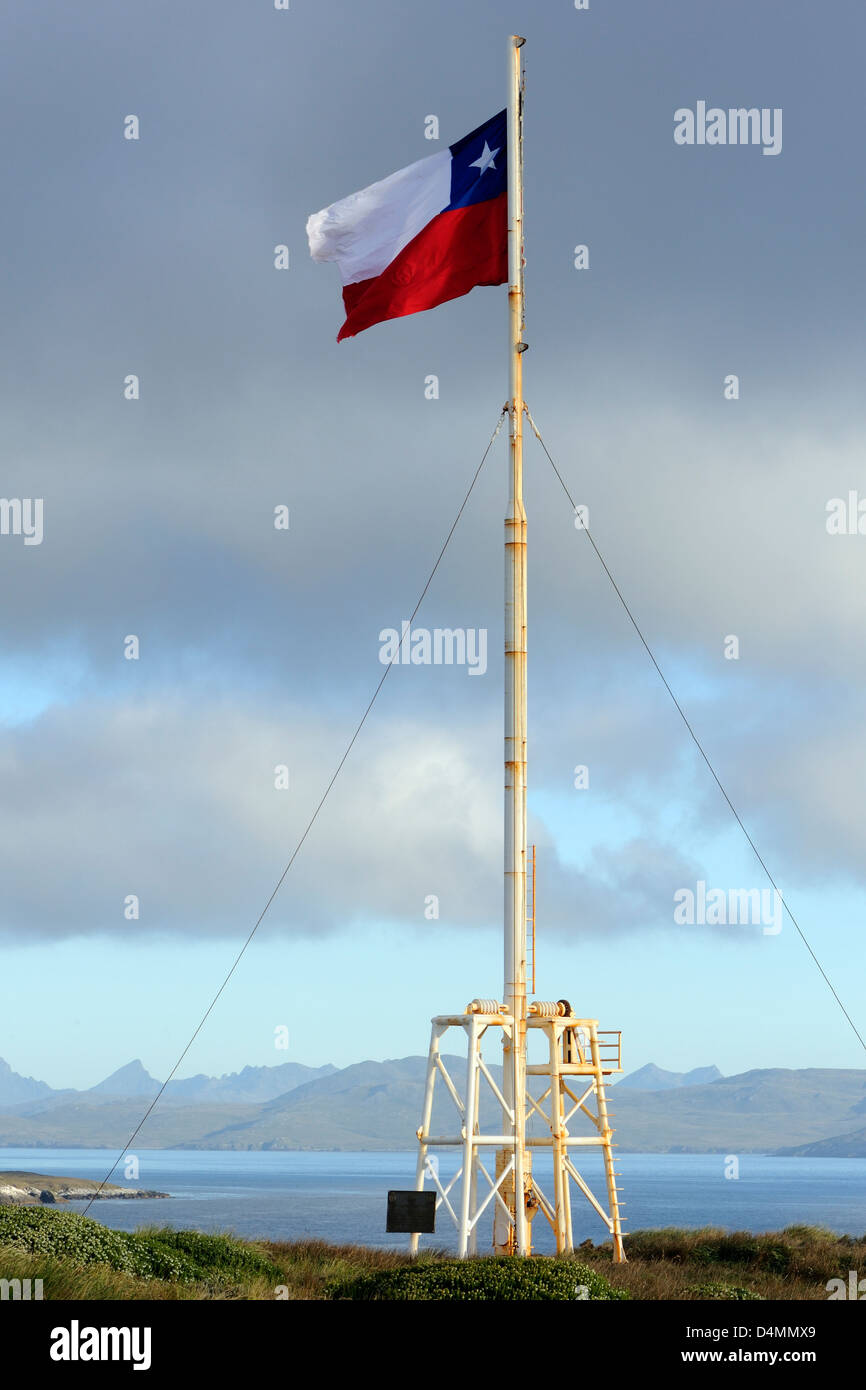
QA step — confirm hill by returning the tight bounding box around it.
[774,1127,866,1159]
[0,1056,863,1154]
[0,1057,56,1107]
[617,1063,722,1092]
[608,1068,866,1153]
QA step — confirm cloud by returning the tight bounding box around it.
[7,670,854,948]
[0,690,714,944]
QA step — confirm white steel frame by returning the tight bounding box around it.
[410,1009,626,1262]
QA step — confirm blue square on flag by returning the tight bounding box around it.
[448,110,507,210]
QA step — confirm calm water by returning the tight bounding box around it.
[2,1149,864,1253]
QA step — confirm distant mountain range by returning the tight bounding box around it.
[616,1063,723,1092]
[617,1061,722,1095]
[0,1056,863,1156]
[0,1058,336,1114]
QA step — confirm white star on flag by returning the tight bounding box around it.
[469,141,500,176]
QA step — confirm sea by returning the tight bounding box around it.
[2,1149,864,1254]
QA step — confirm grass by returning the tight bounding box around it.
[572,1224,866,1301]
[0,1209,861,1300]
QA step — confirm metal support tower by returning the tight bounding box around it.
[410,1006,625,1261]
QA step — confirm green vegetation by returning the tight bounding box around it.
[0,1207,281,1292]
[326,1256,628,1301]
[0,1209,862,1300]
[575,1224,866,1301]
[685,1283,763,1300]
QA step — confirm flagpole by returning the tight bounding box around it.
[498,31,528,1257]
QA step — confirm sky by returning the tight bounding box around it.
[1,0,865,1091]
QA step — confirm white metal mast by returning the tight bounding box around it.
[497,31,529,1256]
[409,34,626,1265]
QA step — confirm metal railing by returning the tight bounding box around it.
[597,1031,622,1072]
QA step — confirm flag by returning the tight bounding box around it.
[306,111,507,341]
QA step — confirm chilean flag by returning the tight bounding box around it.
[306,111,507,341]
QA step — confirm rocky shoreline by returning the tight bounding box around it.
[0,1171,170,1204]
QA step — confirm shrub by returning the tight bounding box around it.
[0,1207,280,1286]
[137,1227,281,1283]
[327,1256,629,1301]
[715,1234,761,1266]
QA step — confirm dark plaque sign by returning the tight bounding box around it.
[386,1189,436,1234]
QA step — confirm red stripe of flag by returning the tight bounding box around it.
[338,192,507,342]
